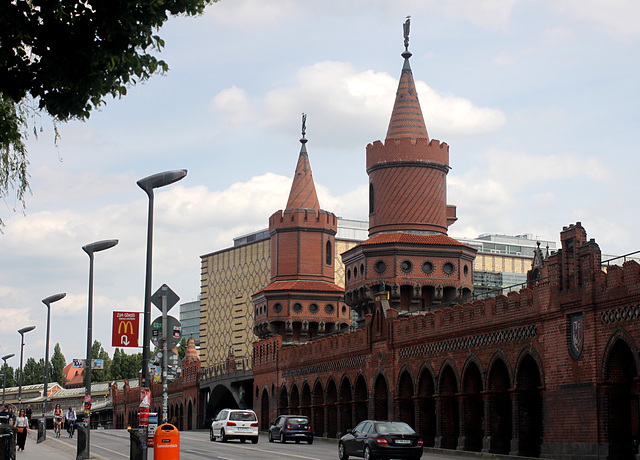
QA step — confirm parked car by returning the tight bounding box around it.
[268,414,313,444]
[210,409,259,444]
[338,420,423,460]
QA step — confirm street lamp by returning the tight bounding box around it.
[82,238,118,459]
[137,169,187,459]
[2,353,14,405]
[17,326,36,409]
[42,292,66,422]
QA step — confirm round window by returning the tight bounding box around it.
[422,261,434,274]
[464,265,469,277]
[293,303,302,313]
[375,260,386,273]
[342,305,347,315]
[443,262,455,275]
[401,260,412,272]
[274,303,282,313]
[309,304,318,313]
[325,304,334,314]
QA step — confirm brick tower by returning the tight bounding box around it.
[253,115,350,344]
[342,19,476,326]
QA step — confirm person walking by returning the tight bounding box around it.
[15,409,29,452]
[25,405,33,428]
[66,406,77,438]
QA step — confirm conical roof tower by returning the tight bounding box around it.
[342,19,476,325]
[252,115,349,344]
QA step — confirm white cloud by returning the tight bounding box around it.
[209,86,255,125]
[549,0,640,39]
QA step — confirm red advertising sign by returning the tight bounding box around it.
[140,388,151,427]
[112,311,140,347]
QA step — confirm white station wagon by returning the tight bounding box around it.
[210,409,259,444]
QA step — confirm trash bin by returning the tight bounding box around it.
[129,427,146,460]
[0,425,16,460]
[154,423,180,460]
[37,418,46,443]
[76,422,88,460]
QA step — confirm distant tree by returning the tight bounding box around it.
[1,365,15,387]
[0,0,220,227]
[22,357,45,385]
[50,343,66,385]
[177,337,188,360]
[121,351,142,380]
[111,348,123,380]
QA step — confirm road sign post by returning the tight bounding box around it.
[151,284,180,425]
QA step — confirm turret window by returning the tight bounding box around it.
[369,183,375,214]
[326,240,332,265]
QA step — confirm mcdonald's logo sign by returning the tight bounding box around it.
[112,311,140,348]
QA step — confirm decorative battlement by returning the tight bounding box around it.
[269,208,338,232]
[366,137,449,171]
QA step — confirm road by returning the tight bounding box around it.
[51,429,508,460]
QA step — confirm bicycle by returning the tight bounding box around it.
[67,420,76,438]
[54,416,63,438]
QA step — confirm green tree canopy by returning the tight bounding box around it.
[21,357,45,385]
[177,337,187,359]
[1,365,15,388]
[111,348,142,380]
[0,0,219,226]
[50,343,66,386]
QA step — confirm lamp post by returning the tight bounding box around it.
[82,239,118,459]
[17,326,36,409]
[2,353,14,405]
[42,292,66,423]
[137,169,187,459]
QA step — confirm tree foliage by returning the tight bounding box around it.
[1,365,15,387]
[21,357,45,385]
[50,343,66,385]
[0,0,219,226]
[177,337,187,359]
[111,348,142,380]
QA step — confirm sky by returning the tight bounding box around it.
[1,0,639,373]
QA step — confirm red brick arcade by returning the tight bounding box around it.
[252,22,640,460]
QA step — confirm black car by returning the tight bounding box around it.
[338,420,423,460]
[268,414,313,444]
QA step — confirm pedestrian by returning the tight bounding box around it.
[25,405,32,428]
[66,406,77,438]
[15,409,29,452]
[53,404,64,438]
[0,405,10,424]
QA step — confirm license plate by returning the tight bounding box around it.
[395,439,411,445]
[237,427,250,430]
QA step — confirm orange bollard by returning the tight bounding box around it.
[154,424,180,459]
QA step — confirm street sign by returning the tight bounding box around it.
[151,315,182,348]
[112,311,140,347]
[72,359,104,369]
[151,284,180,312]
[149,349,182,383]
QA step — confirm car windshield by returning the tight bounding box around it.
[230,411,257,421]
[288,417,308,425]
[375,422,415,434]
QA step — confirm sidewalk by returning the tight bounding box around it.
[19,431,109,460]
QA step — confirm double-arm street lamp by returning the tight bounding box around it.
[42,292,66,423]
[17,326,36,409]
[137,169,187,460]
[82,239,118,459]
[2,353,15,405]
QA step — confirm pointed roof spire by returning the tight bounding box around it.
[285,113,320,211]
[385,17,429,140]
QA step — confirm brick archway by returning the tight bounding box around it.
[460,360,483,452]
[417,366,436,446]
[374,373,389,420]
[291,383,301,413]
[339,376,353,435]
[354,374,368,424]
[436,365,459,449]
[602,337,639,460]
[279,385,288,414]
[260,389,270,430]
[300,382,311,419]
[484,357,512,454]
[396,370,414,428]
[326,379,338,437]
[514,353,543,457]
[312,380,325,437]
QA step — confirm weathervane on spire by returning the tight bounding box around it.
[403,16,411,52]
[300,113,308,145]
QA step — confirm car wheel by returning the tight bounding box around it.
[307,438,313,445]
[251,436,258,444]
[210,428,215,441]
[240,438,246,443]
[280,432,286,443]
[268,431,274,442]
[338,441,349,460]
[363,445,375,460]
[295,440,300,444]
[221,429,228,443]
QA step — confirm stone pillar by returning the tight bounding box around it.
[457,393,469,451]
[481,391,494,453]
[509,389,521,456]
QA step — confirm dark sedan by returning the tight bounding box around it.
[338,420,423,460]
[268,414,314,444]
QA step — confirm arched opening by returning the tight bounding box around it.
[437,365,459,449]
[418,367,436,447]
[354,375,368,424]
[279,385,289,414]
[291,383,301,414]
[603,339,638,460]
[460,361,483,452]
[374,374,389,421]
[179,403,184,430]
[312,380,325,437]
[300,382,311,420]
[260,389,270,430]
[513,354,543,457]
[397,370,415,428]
[485,358,512,454]
[339,377,353,435]
[187,400,193,430]
[207,385,238,422]
[326,380,338,438]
